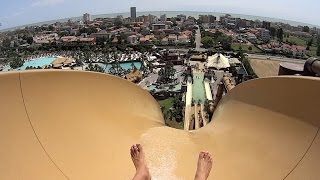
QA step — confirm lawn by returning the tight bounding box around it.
[283,36,308,46]
[158,97,174,112]
[307,46,319,57]
[231,43,262,53]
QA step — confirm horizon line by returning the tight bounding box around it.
[1,10,319,32]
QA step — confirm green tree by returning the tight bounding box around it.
[201,36,214,48]
[217,35,232,50]
[9,57,24,69]
[75,56,83,66]
[26,36,34,44]
[302,26,310,32]
[26,66,42,70]
[239,52,258,79]
[317,45,320,56]
[131,62,137,71]
[248,46,253,51]
[114,20,123,27]
[307,38,313,46]
[2,38,11,47]
[277,28,284,42]
[268,27,276,37]
[86,63,104,73]
[48,25,55,31]
[317,35,320,45]
[79,27,98,35]
[157,62,176,83]
[172,94,184,122]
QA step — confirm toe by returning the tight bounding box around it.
[133,144,138,150]
[199,151,205,159]
[137,144,143,152]
[132,145,138,154]
[203,152,208,158]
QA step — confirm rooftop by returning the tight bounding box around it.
[207,53,230,69]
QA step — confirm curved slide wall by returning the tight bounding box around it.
[0,70,319,180]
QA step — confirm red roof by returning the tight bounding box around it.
[79,38,96,42]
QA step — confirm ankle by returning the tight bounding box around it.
[195,173,206,180]
[135,170,150,180]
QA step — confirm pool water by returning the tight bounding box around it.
[98,62,142,73]
[192,72,206,104]
[3,57,56,71]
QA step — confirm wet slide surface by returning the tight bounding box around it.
[0,70,319,180]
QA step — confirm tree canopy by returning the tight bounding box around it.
[302,26,310,33]
[317,45,320,56]
[268,27,276,37]
[157,62,176,83]
[201,36,214,48]
[79,27,98,35]
[201,31,231,50]
[9,57,24,69]
[277,28,284,42]
[86,63,104,73]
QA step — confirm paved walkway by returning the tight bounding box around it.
[195,25,206,52]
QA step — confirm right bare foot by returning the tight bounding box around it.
[194,151,213,180]
[130,144,151,180]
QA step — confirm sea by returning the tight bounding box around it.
[1,11,319,32]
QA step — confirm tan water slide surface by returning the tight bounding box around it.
[0,70,319,180]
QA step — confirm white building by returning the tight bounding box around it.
[127,35,138,45]
[258,28,271,42]
[207,53,230,70]
[83,13,91,24]
[33,33,59,44]
[246,32,257,43]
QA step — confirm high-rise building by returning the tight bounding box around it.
[130,7,137,20]
[199,15,216,23]
[258,28,271,42]
[83,13,91,24]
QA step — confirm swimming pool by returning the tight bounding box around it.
[97,62,142,73]
[192,72,206,104]
[3,57,56,71]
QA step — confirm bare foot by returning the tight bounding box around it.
[194,151,213,180]
[130,144,151,180]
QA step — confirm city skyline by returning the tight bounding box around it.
[0,0,319,30]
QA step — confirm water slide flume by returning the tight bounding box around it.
[0,70,319,179]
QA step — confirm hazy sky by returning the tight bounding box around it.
[0,0,318,30]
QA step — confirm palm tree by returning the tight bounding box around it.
[75,55,83,67]
[109,64,116,75]
[131,62,137,71]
